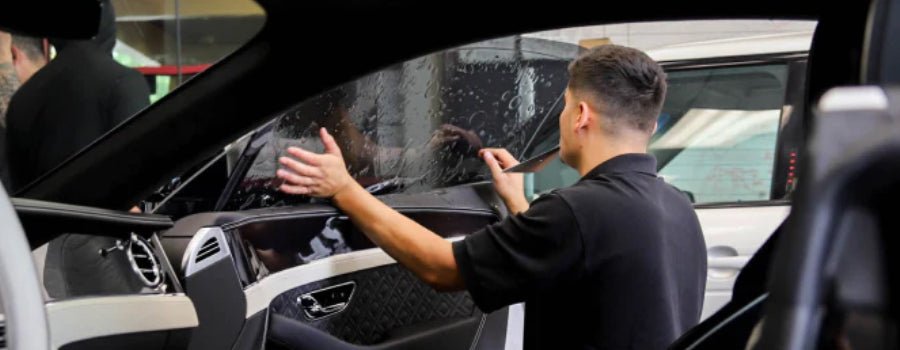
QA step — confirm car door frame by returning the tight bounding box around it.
[656,52,808,319]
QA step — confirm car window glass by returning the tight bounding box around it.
[531,64,791,204]
[654,65,789,203]
[225,37,581,210]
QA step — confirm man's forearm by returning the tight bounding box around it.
[332,183,465,291]
[503,197,530,216]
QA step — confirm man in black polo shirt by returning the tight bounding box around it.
[277,44,707,349]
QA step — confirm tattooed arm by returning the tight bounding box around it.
[0,32,19,127]
[0,64,20,128]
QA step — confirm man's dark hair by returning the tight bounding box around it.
[567,44,667,134]
[12,35,45,62]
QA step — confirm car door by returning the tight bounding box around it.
[528,55,809,319]
[668,58,807,319]
[157,36,579,350]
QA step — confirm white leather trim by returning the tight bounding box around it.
[244,248,397,318]
[504,303,525,350]
[183,227,232,277]
[244,237,465,318]
[818,86,888,112]
[47,294,198,349]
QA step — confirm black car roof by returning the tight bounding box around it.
[16,0,832,209]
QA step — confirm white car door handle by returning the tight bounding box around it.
[708,256,750,269]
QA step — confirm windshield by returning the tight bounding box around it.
[224,37,581,210]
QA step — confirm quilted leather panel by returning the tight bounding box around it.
[270,264,477,345]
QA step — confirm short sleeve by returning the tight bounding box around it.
[452,193,584,312]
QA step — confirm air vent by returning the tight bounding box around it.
[0,320,6,348]
[196,237,221,263]
[183,227,232,277]
[126,234,163,288]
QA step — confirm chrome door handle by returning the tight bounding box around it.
[707,245,746,279]
[296,281,356,320]
[708,256,750,269]
[299,295,346,314]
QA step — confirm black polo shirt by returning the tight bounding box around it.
[453,153,707,350]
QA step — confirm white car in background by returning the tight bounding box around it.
[528,31,813,319]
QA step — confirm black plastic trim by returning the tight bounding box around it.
[215,121,276,211]
[59,328,192,350]
[661,52,809,70]
[12,198,173,248]
[184,257,246,350]
[220,206,495,232]
[233,310,269,350]
[683,294,768,350]
[693,199,792,210]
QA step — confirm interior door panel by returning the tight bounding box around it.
[268,313,484,350]
[164,184,514,350]
[269,264,477,345]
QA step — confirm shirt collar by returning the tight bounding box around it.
[581,153,658,180]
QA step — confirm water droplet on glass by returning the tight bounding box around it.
[508,96,522,109]
[468,110,486,124]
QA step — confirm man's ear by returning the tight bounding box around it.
[9,45,20,63]
[41,39,50,61]
[576,101,592,133]
[651,120,659,135]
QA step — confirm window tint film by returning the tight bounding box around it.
[226,37,581,210]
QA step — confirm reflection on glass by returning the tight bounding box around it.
[239,212,495,276]
[228,37,581,210]
[652,109,781,203]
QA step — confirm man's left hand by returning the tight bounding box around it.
[277,127,356,198]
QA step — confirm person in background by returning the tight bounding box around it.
[5,0,148,191]
[5,0,152,299]
[0,32,49,190]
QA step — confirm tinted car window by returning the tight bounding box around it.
[225,38,581,210]
[531,63,791,204]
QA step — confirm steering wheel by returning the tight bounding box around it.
[0,186,50,349]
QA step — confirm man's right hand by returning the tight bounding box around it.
[480,148,529,215]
